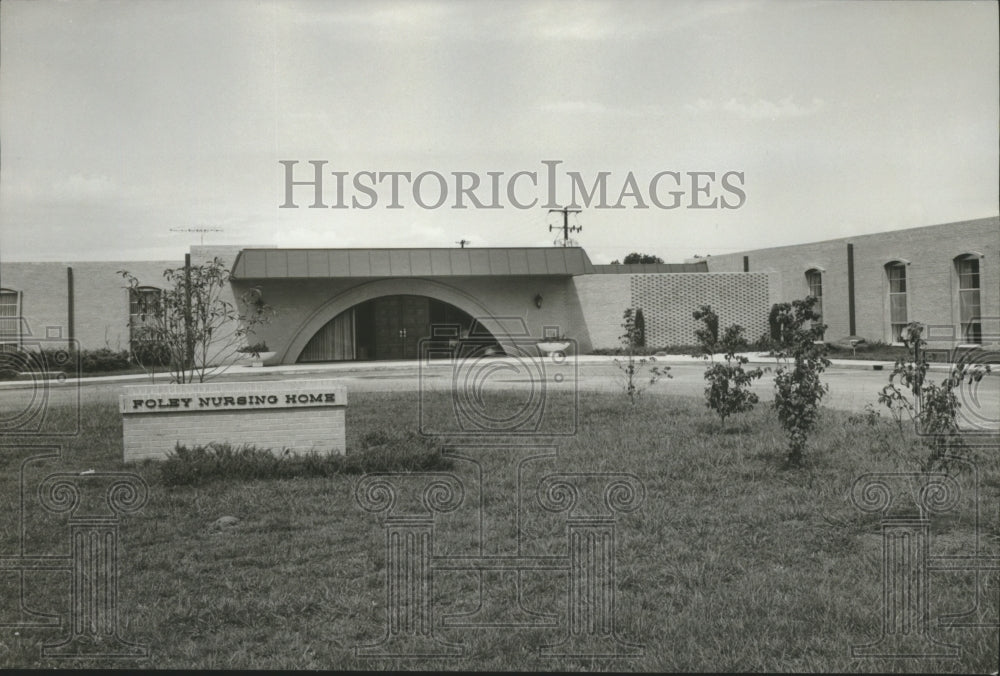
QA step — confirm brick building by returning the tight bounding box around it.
[0,216,996,363]
[702,216,999,347]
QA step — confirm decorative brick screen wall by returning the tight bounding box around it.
[630,273,771,347]
[120,379,347,462]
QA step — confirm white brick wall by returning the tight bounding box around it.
[120,379,347,462]
[630,273,771,346]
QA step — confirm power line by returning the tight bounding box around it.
[547,207,582,247]
[169,227,224,245]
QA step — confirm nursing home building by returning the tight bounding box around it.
[1,216,996,363]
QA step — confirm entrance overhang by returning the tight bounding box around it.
[231,247,596,279]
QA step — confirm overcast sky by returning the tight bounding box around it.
[1,0,997,263]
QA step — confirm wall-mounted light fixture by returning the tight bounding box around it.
[534,294,543,309]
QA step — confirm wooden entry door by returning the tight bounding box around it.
[372,296,430,360]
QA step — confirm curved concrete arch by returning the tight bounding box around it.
[280,277,524,364]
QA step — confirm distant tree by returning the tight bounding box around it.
[610,253,665,265]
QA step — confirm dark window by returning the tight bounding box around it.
[805,269,824,339]
[128,286,163,346]
[886,263,907,342]
[0,289,20,343]
[956,257,982,343]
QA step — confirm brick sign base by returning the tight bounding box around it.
[120,379,347,463]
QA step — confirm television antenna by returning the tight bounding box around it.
[547,207,581,247]
[456,239,471,248]
[169,227,224,245]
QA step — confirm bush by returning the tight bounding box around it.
[158,432,453,486]
[693,305,764,425]
[878,321,991,470]
[768,296,830,465]
[31,347,133,374]
[79,348,131,372]
[633,309,646,348]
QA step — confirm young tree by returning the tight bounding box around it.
[768,296,830,465]
[878,321,991,470]
[614,307,670,404]
[120,257,274,384]
[693,305,764,426]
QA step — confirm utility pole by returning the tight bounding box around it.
[548,207,582,246]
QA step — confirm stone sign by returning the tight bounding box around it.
[120,379,347,463]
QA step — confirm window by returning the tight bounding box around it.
[128,286,162,344]
[956,256,982,343]
[886,262,907,342]
[805,269,824,339]
[0,288,20,345]
[805,268,823,315]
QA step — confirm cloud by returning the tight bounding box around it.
[538,100,665,117]
[58,174,118,201]
[685,96,826,120]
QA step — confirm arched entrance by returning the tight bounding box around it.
[297,295,500,362]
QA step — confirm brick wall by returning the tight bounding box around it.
[705,217,1000,344]
[0,260,176,350]
[630,272,772,347]
[120,379,347,462]
[573,272,773,348]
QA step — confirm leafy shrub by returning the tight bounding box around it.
[768,296,830,465]
[158,432,453,486]
[79,348,131,372]
[692,305,764,425]
[32,347,139,373]
[878,321,991,470]
[237,341,270,356]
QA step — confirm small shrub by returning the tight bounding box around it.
[78,348,131,373]
[237,341,270,357]
[768,296,830,466]
[633,309,646,348]
[693,305,764,426]
[878,321,991,470]
[158,433,453,486]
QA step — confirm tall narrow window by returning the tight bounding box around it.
[956,256,982,343]
[805,269,824,339]
[805,269,823,318]
[0,289,20,345]
[886,262,907,342]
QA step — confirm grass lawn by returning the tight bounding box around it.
[1,389,998,671]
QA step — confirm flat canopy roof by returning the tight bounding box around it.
[231,247,598,278]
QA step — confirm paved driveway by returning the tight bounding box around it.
[3,356,997,434]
